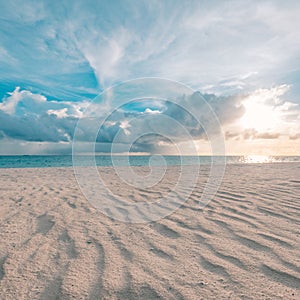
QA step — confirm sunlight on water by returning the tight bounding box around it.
[241,155,274,164]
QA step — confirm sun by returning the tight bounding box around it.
[239,94,280,132]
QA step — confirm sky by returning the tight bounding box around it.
[0,0,300,155]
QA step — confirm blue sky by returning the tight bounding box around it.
[0,0,300,155]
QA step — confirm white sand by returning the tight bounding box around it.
[0,163,299,299]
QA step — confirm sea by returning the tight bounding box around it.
[0,155,299,168]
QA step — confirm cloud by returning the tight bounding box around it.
[243,129,280,140]
[1,0,300,100]
[225,129,280,140]
[224,85,300,141]
[0,88,84,142]
[0,83,299,154]
[0,87,46,114]
[289,133,300,140]
[47,108,69,119]
[1,82,299,154]
[0,87,241,149]
[90,90,247,154]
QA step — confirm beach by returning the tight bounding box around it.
[0,163,299,299]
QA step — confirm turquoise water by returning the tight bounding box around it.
[0,155,299,168]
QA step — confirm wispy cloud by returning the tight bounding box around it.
[1,0,300,98]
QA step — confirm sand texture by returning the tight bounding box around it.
[0,163,300,299]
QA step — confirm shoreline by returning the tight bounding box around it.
[1,160,300,169]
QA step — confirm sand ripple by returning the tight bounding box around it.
[0,163,299,299]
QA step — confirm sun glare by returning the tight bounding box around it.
[241,155,273,163]
[239,97,280,131]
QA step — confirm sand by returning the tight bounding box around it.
[0,163,299,299]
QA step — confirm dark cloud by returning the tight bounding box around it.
[0,110,76,142]
[0,88,245,154]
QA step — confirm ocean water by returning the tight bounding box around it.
[0,155,299,168]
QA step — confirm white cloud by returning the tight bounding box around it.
[225,84,300,140]
[143,108,162,115]
[0,87,46,114]
[47,108,69,118]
